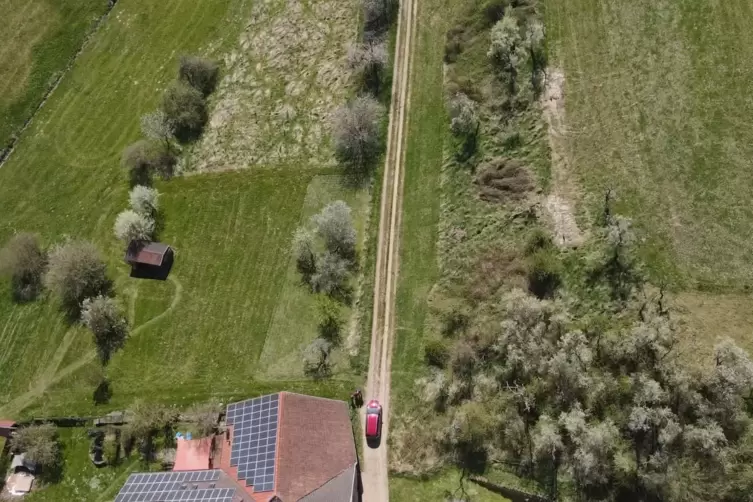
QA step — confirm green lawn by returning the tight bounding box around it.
[24,428,140,502]
[0,0,367,420]
[546,0,753,291]
[0,0,108,152]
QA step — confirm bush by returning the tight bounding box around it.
[81,295,128,364]
[113,210,155,244]
[179,55,219,96]
[121,140,176,185]
[312,201,357,260]
[9,424,60,470]
[129,185,160,216]
[311,252,350,296]
[449,93,479,138]
[293,229,317,280]
[363,0,397,34]
[425,339,449,368]
[331,96,385,177]
[140,110,175,151]
[527,248,562,299]
[162,81,207,140]
[0,233,47,302]
[525,227,553,255]
[45,241,110,315]
[317,295,342,344]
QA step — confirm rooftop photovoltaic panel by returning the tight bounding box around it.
[115,470,234,502]
[226,393,279,492]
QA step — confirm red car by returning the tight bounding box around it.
[365,400,382,440]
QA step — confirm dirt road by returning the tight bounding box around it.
[361,0,418,499]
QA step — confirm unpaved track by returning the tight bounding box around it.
[361,0,418,499]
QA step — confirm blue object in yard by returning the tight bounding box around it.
[175,432,183,440]
[186,432,192,440]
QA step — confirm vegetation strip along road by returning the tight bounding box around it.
[362,0,417,499]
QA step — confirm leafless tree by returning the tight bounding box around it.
[0,233,47,302]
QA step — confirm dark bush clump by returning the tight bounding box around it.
[162,82,207,141]
[425,339,450,368]
[527,247,562,298]
[179,56,219,96]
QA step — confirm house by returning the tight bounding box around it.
[125,241,173,268]
[113,392,360,502]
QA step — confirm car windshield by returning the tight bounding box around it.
[367,406,379,414]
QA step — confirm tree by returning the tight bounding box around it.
[525,19,546,93]
[316,295,342,343]
[113,209,155,244]
[0,233,47,302]
[140,110,175,152]
[121,139,176,185]
[162,81,207,140]
[303,338,332,378]
[312,201,357,259]
[293,229,317,280]
[126,401,176,460]
[363,0,397,34]
[129,185,160,217]
[311,252,350,296]
[449,93,479,138]
[9,423,60,469]
[488,13,525,93]
[179,55,219,96]
[45,240,110,315]
[81,295,128,364]
[331,96,385,176]
[347,41,388,94]
[187,399,222,437]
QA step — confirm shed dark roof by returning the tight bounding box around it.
[125,242,171,266]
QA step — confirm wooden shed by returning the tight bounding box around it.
[125,242,173,268]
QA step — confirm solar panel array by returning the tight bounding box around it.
[225,393,279,492]
[115,470,235,502]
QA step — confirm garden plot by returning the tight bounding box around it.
[190,0,359,172]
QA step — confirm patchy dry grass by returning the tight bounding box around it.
[188,0,359,172]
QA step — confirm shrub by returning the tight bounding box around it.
[140,110,175,152]
[179,55,219,96]
[449,93,479,138]
[488,13,525,92]
[45,241,110,315]
[331,96,385,177]
[113,210,155,244]
[293,229,317,280]
[81,295,128,364]
[525,226,553,255]
[9,424,60,470]
[425,339,450,368]
[311,252,350,296]
[527,247,562,299]
[347,41,388,94]
[129,185,160,216]
[162,81,207,140]
[0,233,47,302]
[316,295,342,344]
[303,338,332,379]
[187,399,222,437]
[312,201,357,260]
[121,140,176,185]
[363,0,397,34]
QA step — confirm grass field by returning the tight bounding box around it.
[0,0,108,152]
[546,0,753,291]
[0,0,367,424]
[24,428,141,502]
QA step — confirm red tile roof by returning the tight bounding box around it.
[125,242,171,266]
[173,437,213,471]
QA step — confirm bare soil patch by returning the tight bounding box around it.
[541,68,584,248]
[189,0,359,172]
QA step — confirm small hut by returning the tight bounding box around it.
[125,241,174,279]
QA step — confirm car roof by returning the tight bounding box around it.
[366,413,378,435]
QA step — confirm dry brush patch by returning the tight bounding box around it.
[189,0,359,172]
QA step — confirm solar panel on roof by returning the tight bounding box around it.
[225,393,279,492]
[114,471,232,502]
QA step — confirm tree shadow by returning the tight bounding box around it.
[93,379,112,405]
[128,257,174,281]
